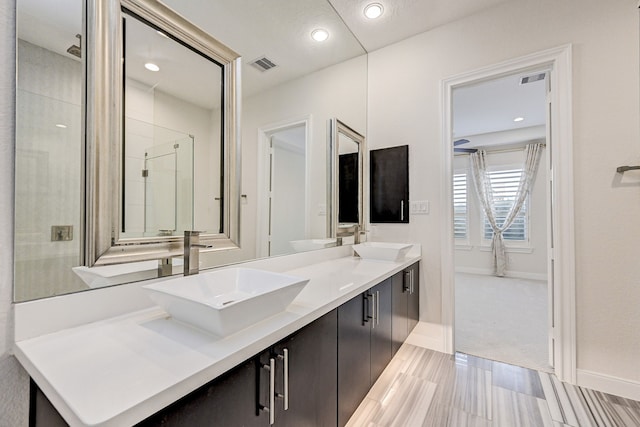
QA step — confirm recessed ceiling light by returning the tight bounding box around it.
[144,62,160,72]
[364,3,384,19]
[55,124,67,129]
[513,117,524,122]
[311,29,329,42]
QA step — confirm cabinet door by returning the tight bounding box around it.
[370,278,393,384]
[370,145,409,223]
[137,359,265,427]
[30,380,69,427]
[337,293,371,427]
[272,310,337,427]
[391,271,409,356]
[407,263,420,333]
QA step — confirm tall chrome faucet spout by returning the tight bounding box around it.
[184,231,213,276]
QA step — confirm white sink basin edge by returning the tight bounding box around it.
[143,268,309,337]
[352,242,413,262]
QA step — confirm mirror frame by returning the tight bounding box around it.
[327,118,366,238]
[85,0,242,266]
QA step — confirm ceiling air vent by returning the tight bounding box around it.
[520,72,546,85]
[250,56,278,72]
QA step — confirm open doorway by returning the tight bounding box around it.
[441,45,575,383]
[451,69,552,372]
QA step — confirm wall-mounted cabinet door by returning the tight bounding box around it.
[369,278,393,384]
[370,145,409,223]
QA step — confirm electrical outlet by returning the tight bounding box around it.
[51,225,73,241]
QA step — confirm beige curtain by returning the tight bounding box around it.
[470,143,544,276]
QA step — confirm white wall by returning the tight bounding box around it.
[454,148,548,279]
[368,0,640,387]
[1,1,30,425]
[231,54,368,261]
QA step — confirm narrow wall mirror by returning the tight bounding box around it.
[328,119,366,240]
[86,0,241,266]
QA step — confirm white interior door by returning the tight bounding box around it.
[268,128,307,256]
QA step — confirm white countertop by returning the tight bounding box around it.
[14,248,420,427]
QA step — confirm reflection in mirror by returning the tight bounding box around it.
[338,133,360,224]
[88,0,241,267]
[121,10,223,239]
[15,0,86,301]
[266,124,308,256]
[14,0,367,302]
[328,119,366,240]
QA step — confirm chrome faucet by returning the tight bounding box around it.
[336,224,361,246]
[184,231,212,276]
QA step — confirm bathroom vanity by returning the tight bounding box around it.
[15,246,421,427]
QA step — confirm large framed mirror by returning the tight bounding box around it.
[86,0,241,266]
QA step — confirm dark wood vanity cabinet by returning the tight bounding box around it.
[139,310,338,427]
[337,278,393,427]
[391,263,420,356]
[30,263,419,427]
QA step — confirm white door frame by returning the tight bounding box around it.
[440,45,576,384]
[256,115,312,258]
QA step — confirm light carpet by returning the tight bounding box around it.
[455,272,553,373]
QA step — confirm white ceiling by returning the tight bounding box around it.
[328,0,512,52]
[452,71,548,148]
[17,0,540,143]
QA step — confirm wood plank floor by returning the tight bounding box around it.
[346,344,640,426]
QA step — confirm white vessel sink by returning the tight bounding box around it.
[352,242,413,262]
[73,259,184,288]
[143,268,309,336]
[290,238,337,253]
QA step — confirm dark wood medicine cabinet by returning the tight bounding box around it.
[370,145,410,224]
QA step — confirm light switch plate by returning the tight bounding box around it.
[410,200,429,214]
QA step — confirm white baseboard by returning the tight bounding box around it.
[455,266,547,281]
[405,322,447,353]
[577,369,640,401]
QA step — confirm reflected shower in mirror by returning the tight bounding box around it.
[122,10,223,239]
[15,0,86,301]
